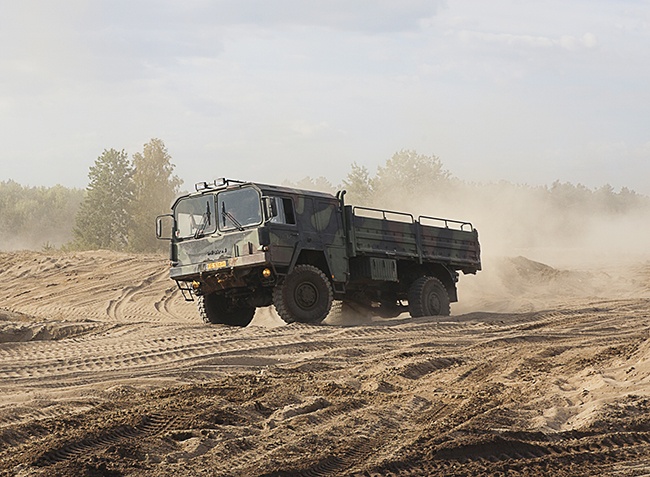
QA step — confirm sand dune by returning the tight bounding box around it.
[1,250,650,476]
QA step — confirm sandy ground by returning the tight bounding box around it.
[1,250,650,476]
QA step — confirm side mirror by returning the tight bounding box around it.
[263,197,278,221]
[156,214,174,240]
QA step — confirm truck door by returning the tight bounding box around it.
[266,196,299,267]
[314,200,348,283]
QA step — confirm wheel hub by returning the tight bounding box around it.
[426,293,441,315]
[295,282,318,309]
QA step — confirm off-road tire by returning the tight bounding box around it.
[198,293,255,327]
[407,276,450,317]
[273,265,333,324]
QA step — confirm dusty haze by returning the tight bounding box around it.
[371,181,650,268]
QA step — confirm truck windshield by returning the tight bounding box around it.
[174,195,216,239]
[217,187,262,231]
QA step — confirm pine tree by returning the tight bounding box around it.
[72,149,133,250]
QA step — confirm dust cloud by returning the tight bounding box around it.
[366,180,650,315]
[376,182,650,267]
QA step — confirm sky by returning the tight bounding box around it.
[1,0,649,194]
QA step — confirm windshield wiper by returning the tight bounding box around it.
[193,201,212,239]
[221,202,244,231]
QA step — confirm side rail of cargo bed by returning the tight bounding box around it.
[346,206,481,272]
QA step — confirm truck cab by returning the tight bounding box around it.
[157,179,347,326]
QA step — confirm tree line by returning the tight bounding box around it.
[287,149,648,216]
[0,138,181,253]
[1,147,648,254]
[0,181,84,251]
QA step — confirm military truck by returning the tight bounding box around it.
[156,178,481,326]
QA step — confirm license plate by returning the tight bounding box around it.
[206,260,227,270]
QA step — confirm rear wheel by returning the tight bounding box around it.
[273,265,333,324]
[198,293,255,327]
[407,276,450,317]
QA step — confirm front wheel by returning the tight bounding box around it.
[407,276,450,317]
[198,293,255,327]
[273,265,333,324]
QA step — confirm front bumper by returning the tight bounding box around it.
[170,251,271,281]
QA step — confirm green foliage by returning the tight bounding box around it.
[336,150,453,211]
[283,176,336,194]
[72,149,134,251]
[0,180,84,250]
[546,180,647,216]
[341,162,373,205]
[69,138,181,253]
[128,138,182,252]
[373,150,451,203]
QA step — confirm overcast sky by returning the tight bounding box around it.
[1,1,649,194]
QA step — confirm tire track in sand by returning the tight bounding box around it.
[34,412,185,467]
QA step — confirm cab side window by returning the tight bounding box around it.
[271,197,296,225]
[282,198,296,224]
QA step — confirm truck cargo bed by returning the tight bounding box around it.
[345,206,481,274]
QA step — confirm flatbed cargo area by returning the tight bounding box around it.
[346,205,481,274]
